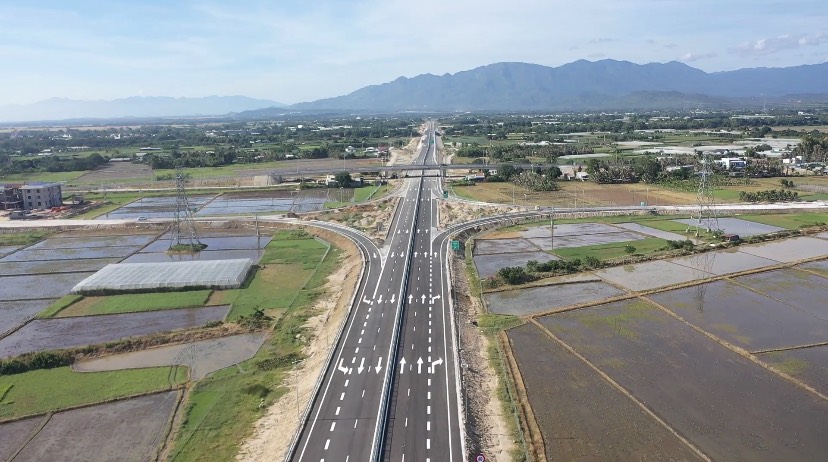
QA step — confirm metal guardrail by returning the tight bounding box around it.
[371,170,424,461]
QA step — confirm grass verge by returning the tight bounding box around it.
[0,231,53,247]
[737,212,828,229]
[36,295,83,318]
[54,290,213,317]
[168,232,342,461]
[214,230,330,320]
[0,366,187,420]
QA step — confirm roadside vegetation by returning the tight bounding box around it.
[169,228,342,461]
[463,240,530,461]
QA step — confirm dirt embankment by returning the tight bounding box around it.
[236,229,361,462]
[388,136,421,166]
[450,253,517,461]
[439,200,525,229]
[302,196,399,243]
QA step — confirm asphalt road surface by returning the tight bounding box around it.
[289,122,463,461]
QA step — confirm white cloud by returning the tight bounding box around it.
[733,32,828,55]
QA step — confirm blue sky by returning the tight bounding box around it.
[0,0,826,105]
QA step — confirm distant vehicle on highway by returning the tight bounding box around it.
[136,216,148,221]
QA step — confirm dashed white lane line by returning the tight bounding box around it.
[324,439,330,450]
[336,406,341,416]
[340,392,345,401]
[330,422,336,431]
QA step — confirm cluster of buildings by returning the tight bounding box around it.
[0,182,63,211]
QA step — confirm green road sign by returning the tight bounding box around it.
[443,191,448,199]
[451,240,461,251]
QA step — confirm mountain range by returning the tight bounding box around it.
[290,60,828,112]
[0,96,283,123]
[4,60,828,122]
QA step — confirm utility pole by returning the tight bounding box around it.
[550,208,555,250]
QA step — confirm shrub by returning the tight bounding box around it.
[0,351,72,376]
[624,245,637,254]
[583,255,601,268]
[497,266,532,285]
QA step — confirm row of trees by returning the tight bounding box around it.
[738,189,799,202]
[0,152,108,174]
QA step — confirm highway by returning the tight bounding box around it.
[288,122,460,461]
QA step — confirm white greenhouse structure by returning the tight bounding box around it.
[72,259,253,294]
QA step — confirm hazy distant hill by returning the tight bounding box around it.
[0,96,284,123]
[290,60,828,111]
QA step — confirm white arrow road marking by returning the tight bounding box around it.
[421,294,426,303]
[377,295,383,303]
[390,294,396,303]
[417,357,424,374]
[376,356,383,374]
[357,358,365,374]
[414,251,418,257]
[363,297,372,305]
[408,295,413,304]
[400,357,406,374]
[337,359,348,374]
[431,357,443,374]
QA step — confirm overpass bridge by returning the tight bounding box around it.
[270,162,559,178]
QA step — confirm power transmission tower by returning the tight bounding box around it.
[687,151,721,237]
[170,166,203,251]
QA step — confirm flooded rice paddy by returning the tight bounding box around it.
[74,332,267,380]
[507,323,704,460]
[139,235,272,253]
[613,222,691,241]
[648,280,828,351]
[122,249,266,264]
[485,281,624,315]
[0,305,230,358]
[0,246,19,258]
[96,195,216,220]
[0,257,122,275]
[535,299,828,461]
[735,268,828,320]
[758,346,828,396]
[0,273,95,301]
[737,236,828,262]
[97,189,339,220]
[595,259,711,291]
[10,391,178,462]
[26,234,157,250]
[1,246,143,262]
[0,300,55,336]
[675,217,784,236]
